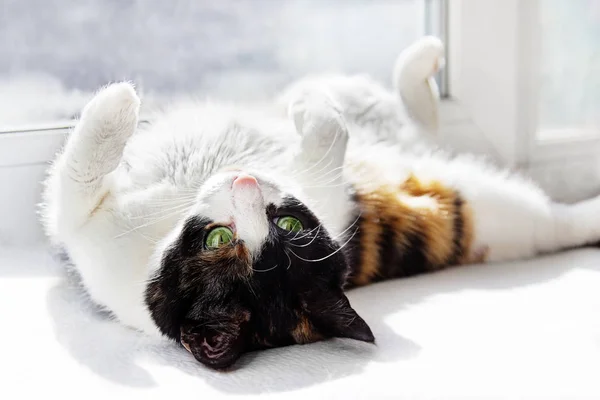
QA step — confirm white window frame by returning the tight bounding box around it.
[446,0,600,201]
[448,0,544,167]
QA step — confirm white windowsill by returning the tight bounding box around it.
[0,128,68,167]
[0,99,487,167]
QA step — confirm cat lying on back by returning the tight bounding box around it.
[40,37,600,370]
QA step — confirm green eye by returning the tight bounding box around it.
[276,216,303,232]
[205,227,234,249]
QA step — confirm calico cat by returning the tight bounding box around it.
[40,37,600,370]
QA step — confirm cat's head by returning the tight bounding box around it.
[145,169,373,370]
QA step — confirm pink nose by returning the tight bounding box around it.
[232,173,258,188]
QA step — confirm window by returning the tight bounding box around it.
[0,0,443,132]
[448,0,600,202]
[538,0,600,139]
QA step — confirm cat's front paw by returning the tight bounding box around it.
[288,90,349,152]
[80,82,140,140]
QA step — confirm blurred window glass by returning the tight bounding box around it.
[0,0,433,130]
[538,0,600,139]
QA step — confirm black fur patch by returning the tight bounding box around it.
[343,211,364,287]
[396,230,429,277]
[375,221,400,281]
[446,195,465,266]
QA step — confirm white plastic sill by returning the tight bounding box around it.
[0,99,485,167]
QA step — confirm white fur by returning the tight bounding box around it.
[40,37,600,338]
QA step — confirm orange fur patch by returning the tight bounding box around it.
[291,316,322,344]
[350,174,475,286]
[353,200,383,285]
[459,201,476,264]
[401,175,470,265]
[198,242,252,278]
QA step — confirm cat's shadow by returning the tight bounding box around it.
[45,248,600,394]
[45,275,418,392]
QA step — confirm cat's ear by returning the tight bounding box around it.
[180,312,250,370]
[314,293,375,343]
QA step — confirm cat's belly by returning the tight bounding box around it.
[344,143,549,268]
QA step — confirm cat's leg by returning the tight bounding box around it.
[45,82,140,237]
[278,37,444,133]
[287,91,353,235]
[347,152,600,286]
[487,194,600,262]
[462,168,600,262]
[393,36,445,131]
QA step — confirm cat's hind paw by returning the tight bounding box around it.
[393,36,445,131]
[393,36,445,87]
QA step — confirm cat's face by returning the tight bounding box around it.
[146,170,373,369]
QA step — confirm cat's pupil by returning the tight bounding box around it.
[205,227,234,249]
[277,216,303,232]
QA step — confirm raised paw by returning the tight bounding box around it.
[66,82,141,180]
[288,90,349,154]
[394,36,445,84]
[394,36,445,130]
[80,82,141,140]
[413,36,445,74]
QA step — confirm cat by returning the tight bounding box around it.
[40,36,600,370]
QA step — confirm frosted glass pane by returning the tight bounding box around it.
[0,0,425,128]
[538,0,600,136]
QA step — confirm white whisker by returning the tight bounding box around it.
[288,227,359,263]
[245,277,258,299]
[289,125,342,178]
[302,181,349,189]
[136,230,161,244]
[312,170,346,187]
[140,195,198,206]
[115,206,191,239]
[287,158,333,181]
[252,264,279,273]
[285,250,292,270]
[330,211,363,241]
[288,224,322,248]
[289,223,322,241]
[309,165,346,185]
[300,157,334,181]
[128,200,196,220]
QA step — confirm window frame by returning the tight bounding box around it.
[447,0,600,165]
[445,0,600,201]
[425,0,450,98]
